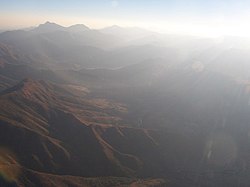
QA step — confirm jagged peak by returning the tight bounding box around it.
[40,21,63,27]
[32,21,65,33]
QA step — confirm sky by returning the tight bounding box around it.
[1,0,250,37]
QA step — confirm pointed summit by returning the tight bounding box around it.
[32,21,66,33]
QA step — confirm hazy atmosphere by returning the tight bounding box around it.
[2,0,250,36]
[1,1,250,187]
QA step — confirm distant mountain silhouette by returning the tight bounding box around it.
[32,21,65,33]
[67,24,89,32]
[32,21,90,34]
[2,21,250,186]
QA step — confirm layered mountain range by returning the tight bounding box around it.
[1,22,250,186]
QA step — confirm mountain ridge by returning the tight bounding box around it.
[32,21,90,33]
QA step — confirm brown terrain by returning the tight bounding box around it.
[0,78,171,186]
[2,23,250,187]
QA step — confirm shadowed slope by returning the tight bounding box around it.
[0,79,174,179]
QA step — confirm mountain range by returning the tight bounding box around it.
[1,22,250,186]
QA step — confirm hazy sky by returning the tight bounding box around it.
[1,0,250,37]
